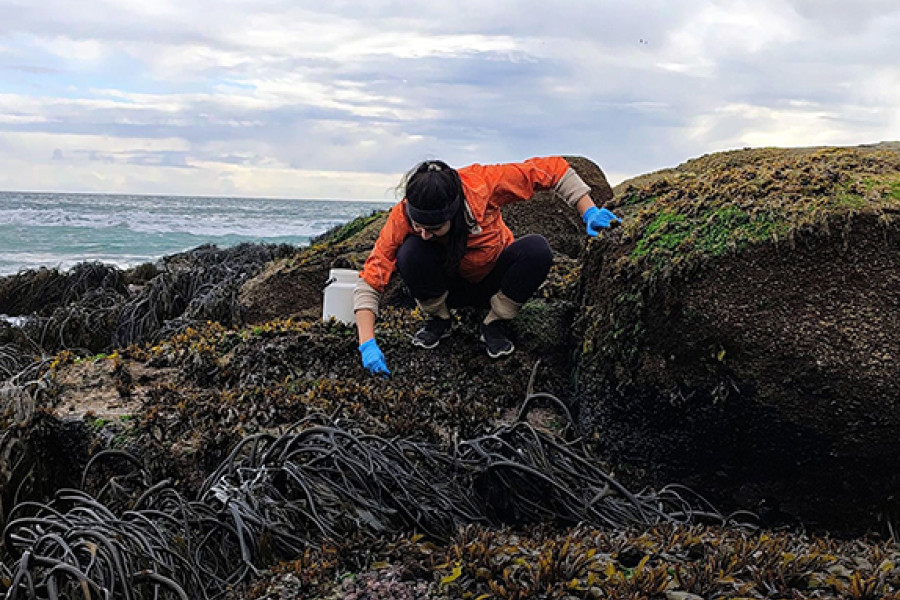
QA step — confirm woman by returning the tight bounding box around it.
[355,157,619,375]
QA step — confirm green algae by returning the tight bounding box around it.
[617,145,900,276]
[631,210,689,260]
[890,181,900,200]
[629,205,791,272]
[311,210,385,246]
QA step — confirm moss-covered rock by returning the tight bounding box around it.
[575,143,900,529]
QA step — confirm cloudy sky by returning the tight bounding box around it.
[1,0,898,200]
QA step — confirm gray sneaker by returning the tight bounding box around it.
[411,317,453,349]
[479,320,514,358]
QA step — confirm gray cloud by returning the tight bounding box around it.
[0,0,898,196]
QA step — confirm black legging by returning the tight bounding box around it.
[395,234,553,309]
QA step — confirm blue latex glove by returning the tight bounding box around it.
[582,206,620,236]
[359,338,390,376]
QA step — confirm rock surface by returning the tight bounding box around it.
[574,143,900,529]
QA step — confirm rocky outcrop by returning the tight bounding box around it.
[575,143,900,530]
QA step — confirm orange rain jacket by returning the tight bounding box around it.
[359,156,578,294]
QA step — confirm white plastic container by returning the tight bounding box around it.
[322,268,358,324]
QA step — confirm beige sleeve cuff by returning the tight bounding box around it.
[554,168,591,207]
[354,278,381,316]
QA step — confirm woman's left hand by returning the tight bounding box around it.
[582,206,620,236]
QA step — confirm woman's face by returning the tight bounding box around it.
[410,219,452,240]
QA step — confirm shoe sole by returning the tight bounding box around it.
[411,329,452,349]
[479,334,515,358]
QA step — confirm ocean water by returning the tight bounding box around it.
[0,191,394,276]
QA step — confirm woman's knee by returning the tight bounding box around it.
[520,234,553,270]
[396,236,448,299]
[496,234,553,303]
[396,236,442,275]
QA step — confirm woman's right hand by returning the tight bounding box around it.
[358,338,390,376]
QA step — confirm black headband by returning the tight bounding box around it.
[406,194,461,226]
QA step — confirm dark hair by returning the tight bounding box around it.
[402,160,468,276]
